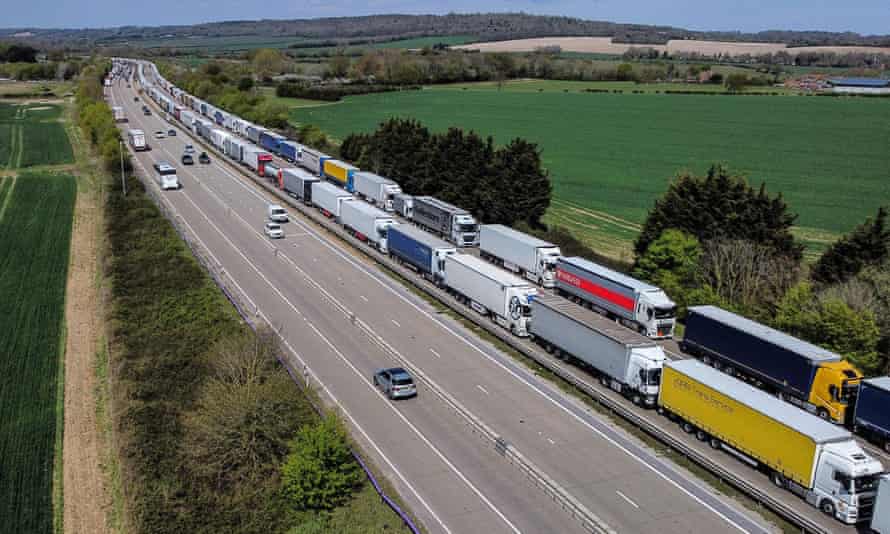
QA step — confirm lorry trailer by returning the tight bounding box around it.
[340,200,397,253]
[529,294,665,405]
[480,225,562,288]
[323,159,358,191]
[393,193,414,219]
[279,140,300,163]
[260,131,285,154]
[853,378,890,453]
[127,129,147,151]
[873,475,890,533]
[411,196,479,247]
[443,254,536,336]
[243,146,273,176]
[281,167,319,204]
[311,182,353,219]
[681,305,863,425]
[298,147,329,177]
[387,225,455,283]
[660,359,883,524]
[555,256,676,338]
[353,172,402,211]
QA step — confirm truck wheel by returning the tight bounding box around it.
[817,408,829,421]
[695,429,708,442]
[709,437,721,450]
[600,376,609,388]
[770,471,786,488]
[884,440,890,454]
[682,422,695,434]
[631,394,642,406]
[820,500,835,517]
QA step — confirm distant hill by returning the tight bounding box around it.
[2,13,890,49]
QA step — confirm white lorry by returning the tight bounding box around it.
[480,224,562,288]
[311,182,354,219]
[127,129,147,151]
[353,172,402,212]
[112,106,126,122]
[340,200,397,253]
[412,196,479,247]
[530,294,666,405]
[873,475,890,533]
[443,254,537,336]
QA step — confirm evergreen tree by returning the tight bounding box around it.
[811,206,889,285]
[634,164,801,261]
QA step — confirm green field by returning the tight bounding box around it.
[296,82,890,260]
[0,103,73,169]
[136,34,308,50]
[0,173,77,534]
[288,35,477,56]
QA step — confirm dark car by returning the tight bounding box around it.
[181,153,194,165]
[168,129,176,137]
[134,96,139,102]
[198,152,211,164]
[143,108,151,116]
[373,367,417,399]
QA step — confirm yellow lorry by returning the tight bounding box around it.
[660,360,883,524]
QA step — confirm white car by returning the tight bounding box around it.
[264,222,284,239]
[154,130,166,139]
[184,144,195,154]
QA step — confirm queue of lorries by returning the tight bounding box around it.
[114,59,890,528]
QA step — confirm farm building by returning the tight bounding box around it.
[829,78,890,94]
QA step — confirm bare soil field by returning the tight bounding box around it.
[455,37,890,56]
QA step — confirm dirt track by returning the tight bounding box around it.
[62,125,109,534]
[454,37,890,56]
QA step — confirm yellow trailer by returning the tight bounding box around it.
[660,360,883,524]
[322,159,358,190]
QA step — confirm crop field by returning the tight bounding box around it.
[288,35,477,56]
[135,34,308,50]
[0,103,73,169]
[298,84,890,260]
[0,173,76,534]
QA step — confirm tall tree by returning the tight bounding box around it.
[811,206,889,285]
[634,164,801,261]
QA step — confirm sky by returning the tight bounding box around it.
[4,0,889,35]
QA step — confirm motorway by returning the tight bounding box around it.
[111,75,774,534]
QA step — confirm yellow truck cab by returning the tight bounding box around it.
[810,360,863,424]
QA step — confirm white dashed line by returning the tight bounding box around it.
[430,348,441,358]
[615,490,639,509]
[476,384,490,395]
[360,295,369,302]
[391,319,401,328]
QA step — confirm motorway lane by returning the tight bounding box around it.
[116,77,770,533]
[112,81,585,534]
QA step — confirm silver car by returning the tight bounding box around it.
[264,222,284,239]
[373,367,417,399]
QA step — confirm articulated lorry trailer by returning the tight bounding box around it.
[480,225,562,288]
[555,256,676,338]
[873,475,890,533]
[298,147,329,177]
[353,172,402,212]
[681,305,863,425]
[529,294,665,406]
[311,182,353,219]
[411,196,479,247]
[853,378,890,453]
[323,159,358,191]
[281,167,319,204]
[387,225,455,284]
[340,200,397,253]
[443,254,536,336]
[661,359,883,525]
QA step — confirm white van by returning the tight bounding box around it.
[267,204,288,222]
[157,173,180,190]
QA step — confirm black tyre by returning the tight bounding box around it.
[709,437,721,450]
[695,429,708,442]
[682,422,695,434]
[820,500,835,517]
[771,471,786,489]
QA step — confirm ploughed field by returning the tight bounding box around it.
[298,82,890,260]
[0,172,76,533]
[0,102,73,170]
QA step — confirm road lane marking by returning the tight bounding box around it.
[615,490,639,509]
[430,348,441,358]
[547,438,555,445]
[391,319,401,328]
[476,385,490,395]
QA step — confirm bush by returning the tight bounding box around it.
[281,414,362,511]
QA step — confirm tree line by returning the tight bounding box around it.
[632,165,890,376]
[340,118,551,228]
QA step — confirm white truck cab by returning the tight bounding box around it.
[267,204,288,223]
[536,248,562,287]
[452,213,479,247]
[636,288,677,339]
[802,440,883,524]
[625,346,665,406]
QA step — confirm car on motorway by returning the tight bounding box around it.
[154,130,166,140]
[143,108,151,116]
[373,368,417,399]
[153,161,175,174]
[181,153,194,165]
[264,222,284,239]
[167,129,176,137]
[133,96,139,102]
[198,152,211,164]
[184,144,195,154]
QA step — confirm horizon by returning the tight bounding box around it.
[3,3,889,36]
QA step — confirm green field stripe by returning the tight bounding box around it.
[0,177,15,224]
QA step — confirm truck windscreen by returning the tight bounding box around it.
[655,306,676,319]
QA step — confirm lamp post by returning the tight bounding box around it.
[119,140,127,196]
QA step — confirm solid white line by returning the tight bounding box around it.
[476,384,490,395]
[430,348,441,359]
[163,178,519,534]
[391,319,401,328]
[615,490,639,509]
